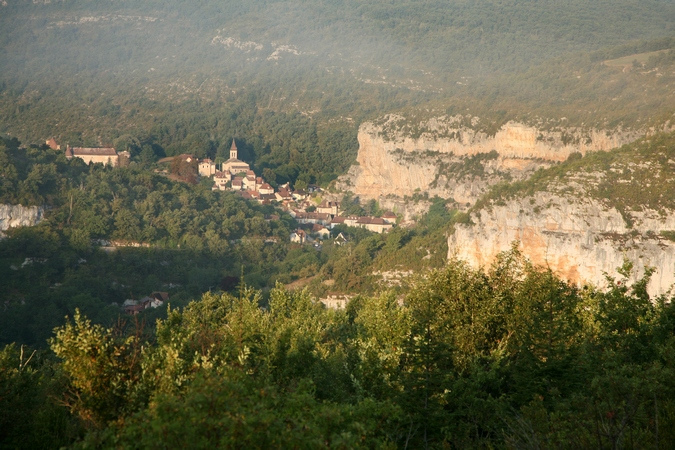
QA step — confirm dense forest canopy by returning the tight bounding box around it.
[3,0,673,76]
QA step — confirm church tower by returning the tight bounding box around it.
[230,139,238,160]
[221,138,250,174]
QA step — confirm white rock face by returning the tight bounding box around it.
[0,204,44,232]
[448,192,675,296]
[339,116,641,205]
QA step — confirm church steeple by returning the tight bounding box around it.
[230,139,238,160]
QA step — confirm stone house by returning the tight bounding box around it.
[231,177,244,190]
[382,211,397,224]
[259,183,274,195]
[357,217,393,233]
[312,224,331,239]
[199,159,216,177]
[317,200,340,216]
[213,171,230,189]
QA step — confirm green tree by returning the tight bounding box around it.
[50,311,144,429]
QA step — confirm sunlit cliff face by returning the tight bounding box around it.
[340,117,641,203]
[449,191,675,297]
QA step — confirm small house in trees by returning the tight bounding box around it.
[290,229,306,244]
[275,188,293,202]
[123,299,148,315]
[382,211,397,224]
[255,177,265,191]
[231,177,244,190]
[259,183,274,195]
[46,138,60,150]
[312,224,331,239]
[149,292,169,308]
[243,173,256,189]
[334,232,347,246]
[214,171,230,186]
[320,294,353,309]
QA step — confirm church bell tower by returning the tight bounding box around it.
[230,139,238,160]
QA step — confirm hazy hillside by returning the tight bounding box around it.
[0,0,673,184]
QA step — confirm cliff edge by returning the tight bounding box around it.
[338,115,641,206]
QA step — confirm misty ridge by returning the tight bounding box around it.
[1,1,673,114]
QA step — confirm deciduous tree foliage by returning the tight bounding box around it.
[4,248,674,448]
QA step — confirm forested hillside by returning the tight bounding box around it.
[0,136,449,347]
[0,136,304,346]
[1,0,673,184]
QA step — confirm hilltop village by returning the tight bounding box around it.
[187,140,396,243]
[54,138,397,246]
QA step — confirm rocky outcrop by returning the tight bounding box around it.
[338,115,641,206]
[0,204,44,233]
[377,197,432,225]
[448,192,675,297]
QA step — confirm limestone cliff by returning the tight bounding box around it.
[449,192,675,296]
[338,115,641,206]
[448,132,675,296]
[0,204,44,233]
